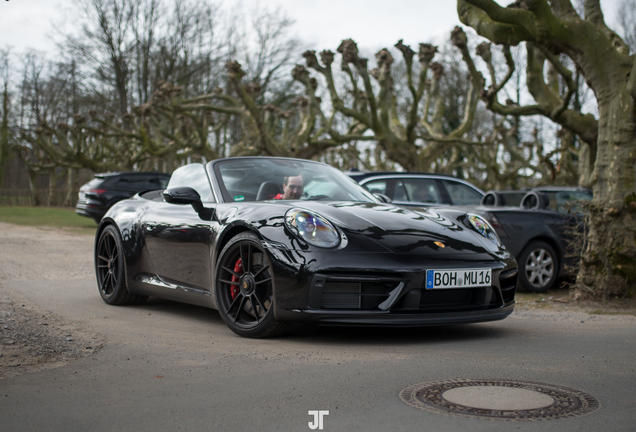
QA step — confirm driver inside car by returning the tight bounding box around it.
[274,175,304,200]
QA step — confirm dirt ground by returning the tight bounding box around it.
[0,287,104,378]
[0,223,105,379]
[0,222,634,379]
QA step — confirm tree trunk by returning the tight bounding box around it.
[63,168,77,207]
[27,169,40,206]
[47,167,58,207]
[577,92,636,297]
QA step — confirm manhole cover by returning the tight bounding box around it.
[399,379,600,421]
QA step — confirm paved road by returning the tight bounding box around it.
[1,224,635,431]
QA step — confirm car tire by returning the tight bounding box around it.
[214,232,288,338]
[518,241,558,293]
[95,225,148,305]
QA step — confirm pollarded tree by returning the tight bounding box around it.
[295,33,484,172]
[294,31,571,189]
[458,0,636,298]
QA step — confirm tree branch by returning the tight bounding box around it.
[458,0,535,45]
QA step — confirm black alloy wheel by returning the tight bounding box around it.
[215,232,287,338]
[518,240,558,293]
[95,225,147,305]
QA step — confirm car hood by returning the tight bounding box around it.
[285,201,495,255]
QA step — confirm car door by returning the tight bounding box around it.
[393,178,446,206]
[439,179,484,205]
[487,209,560,259]
[142,164,218,291]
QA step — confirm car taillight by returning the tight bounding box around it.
[86,189,107,196]
[483,212,502,229]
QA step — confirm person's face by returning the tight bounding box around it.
[283,176,304,199]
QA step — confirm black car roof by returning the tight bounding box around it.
[346,171,460,181]
[488,186,592,193]
[95,171,171,178]
[523,186,591,192]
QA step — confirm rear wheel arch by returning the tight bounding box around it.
[95,224,146,305]
[96,218,116,240]
[520,235,563,265]
[95,220,132,293]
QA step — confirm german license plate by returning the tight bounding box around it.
[425,269,491,289]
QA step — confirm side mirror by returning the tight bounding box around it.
[374,193,392,204]
[163,187,214,220]
[163,187,201,205]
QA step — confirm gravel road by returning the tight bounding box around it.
[1,222,635,431]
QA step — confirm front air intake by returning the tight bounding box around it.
[320,282,361,309]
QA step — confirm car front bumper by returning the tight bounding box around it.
[277,303,515,326]
[266,247,518,326]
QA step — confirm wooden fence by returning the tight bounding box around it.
[0,189,77,207]
[1,157,94,207]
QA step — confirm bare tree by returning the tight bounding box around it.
[61,0,137,116]
[457,0,636,298]
[226,4,301,98]
[152,0,224,98]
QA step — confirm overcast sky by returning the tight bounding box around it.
[0,0,625,55]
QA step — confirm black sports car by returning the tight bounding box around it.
[94,157,517,338]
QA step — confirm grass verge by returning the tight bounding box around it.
[0,206,97,233]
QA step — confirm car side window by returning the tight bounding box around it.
[393,181,409,201]
[117,175,168,191]
[167,164,214,202]
[157,177,170,189]
[552,191,592,213]
[544,193,560,212]
[363,180,388,196]
[401,179,442,204]
[442,180,482,205]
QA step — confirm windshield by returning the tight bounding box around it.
[214,158,376,203]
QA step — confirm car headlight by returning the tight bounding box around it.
[467,213,501,247]
[285,209,340,248]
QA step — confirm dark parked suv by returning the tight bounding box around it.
[76,172,171,222]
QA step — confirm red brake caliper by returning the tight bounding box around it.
[230,258,242,300]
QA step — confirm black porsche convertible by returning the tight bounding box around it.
[95,157,517,338]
